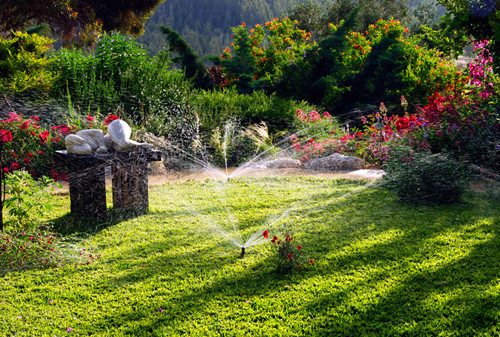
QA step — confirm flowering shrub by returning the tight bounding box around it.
[264,230,313,274]
[384,41,500,169]
[290,109,364,162]
[219,18,314,93]
[0,112,66,179]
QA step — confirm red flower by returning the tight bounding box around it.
[10,163,20,170]
[263,230,269,238]
[104,114,120,125]
[309,259,314,264]
[86,114,94,122]
[0,130,12,145]
[297,245,302,250]
[287,253,292,259]
[19,121,31,129]
[38,131,49,144]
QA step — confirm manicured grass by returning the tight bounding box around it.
[1,176,500,336]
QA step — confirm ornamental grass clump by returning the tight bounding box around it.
[263,230,313,274]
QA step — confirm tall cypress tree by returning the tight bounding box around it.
[159,25,213,90]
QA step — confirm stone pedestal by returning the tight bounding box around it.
[55,149,162,218]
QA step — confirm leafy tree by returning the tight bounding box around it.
[435,0,499,69]
[0,0,165,45]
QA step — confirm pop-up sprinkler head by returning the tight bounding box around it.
[241,246,245,257]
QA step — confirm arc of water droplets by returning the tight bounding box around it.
[149,124,382,251]
[242,179,382,248]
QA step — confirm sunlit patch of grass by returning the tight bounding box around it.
[1,177,499,336]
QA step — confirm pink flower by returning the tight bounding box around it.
[67,328,73,332]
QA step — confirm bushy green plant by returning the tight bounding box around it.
[190,88,316,133]
[50,33,193,137]
[208,121,259,167]
[383,146,470,204]
[0,31,57,95]
[3,170,60,230]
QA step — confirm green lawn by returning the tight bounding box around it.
[1,176,500,336]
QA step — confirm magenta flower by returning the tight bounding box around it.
[67,328,73,332]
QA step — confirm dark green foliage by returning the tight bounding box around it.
[159,25,213,90]
[383,146,471,204]
[304,8,359,104]
[287,8,359,106]
[338,35,409,113]
[217,29,258,94]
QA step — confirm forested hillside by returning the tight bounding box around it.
[136,0,321,56]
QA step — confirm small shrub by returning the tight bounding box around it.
[383,146,470,204]
[0,32,57,95]
[263,230,313,274]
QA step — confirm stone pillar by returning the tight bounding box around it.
[110,149,161,214]
[111,162,149,213]
[54,151,108,218]
[68,165,107,217]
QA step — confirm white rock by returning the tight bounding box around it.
[107,119,153,152]
[75,129,107,153]
[65,134,93,155]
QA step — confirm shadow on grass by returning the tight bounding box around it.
[291,188,500,336]
[26,179,499,335]
[51,208,148,236]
